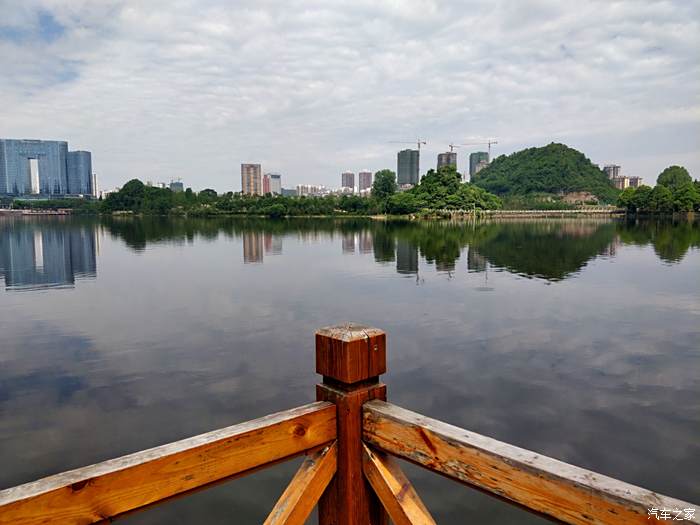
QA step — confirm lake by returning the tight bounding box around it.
[0,216,698,523]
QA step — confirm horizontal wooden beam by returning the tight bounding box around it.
[362,444,436,525]
[0,402,336,525]
[363,400,699,525]
[264,442,337,525]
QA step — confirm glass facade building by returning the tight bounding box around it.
[0,139,92,196]
[469,151,489,178]
[67,151,93,195]
[397,149,419,185]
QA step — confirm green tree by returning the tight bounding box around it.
[648,185,674,213]
[631,185,653,212]
[408,166,502,210]
[471,143,619,203]
[657,165,692,189]
[386,192,421,214]
[672,183,700,212]
[198,188,218,204]
[617,187,636,210]
[371,170,397,201]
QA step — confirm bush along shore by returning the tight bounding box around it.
[7,161,698,218]
[617,166,700,214]
[9,166,504,218]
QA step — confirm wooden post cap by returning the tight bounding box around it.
[316,324,386,384]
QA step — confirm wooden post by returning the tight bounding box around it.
[316,324,387,525]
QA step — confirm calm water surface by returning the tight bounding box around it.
[1,216,699,523]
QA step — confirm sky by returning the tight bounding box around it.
[0,0,699,193]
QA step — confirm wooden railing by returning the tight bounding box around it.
[0,324,697,524]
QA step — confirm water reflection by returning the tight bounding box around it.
[0,218,97,291]
[0,215,698,524]
[3,217,697,290]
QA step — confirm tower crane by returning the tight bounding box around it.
[461,139,498,156]
[448,143,460,152]
[389,139,427,150]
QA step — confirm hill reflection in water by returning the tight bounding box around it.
[99,216,700,281]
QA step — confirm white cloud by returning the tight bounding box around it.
[0,0,698,190]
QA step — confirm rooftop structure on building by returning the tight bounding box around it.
[0,139,94,197]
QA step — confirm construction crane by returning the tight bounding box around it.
[462,139,498,156]
[389,139,427,151]
[448,143,460,152]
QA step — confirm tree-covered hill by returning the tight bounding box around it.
[472,143,619,203]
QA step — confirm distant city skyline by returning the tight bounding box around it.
[1,2,697,192]
[0,138,94,196]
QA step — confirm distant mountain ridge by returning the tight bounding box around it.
[472,143,619,202]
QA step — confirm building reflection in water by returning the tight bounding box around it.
[243,231,283,263]
[342,233,355,254]
[264,232,282,256]
[242,231,264,263]
[396,239,418,275]
[467,246,487,273]
[358,231,373,254]
[0,221,97,291]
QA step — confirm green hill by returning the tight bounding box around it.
[472,143,619,203]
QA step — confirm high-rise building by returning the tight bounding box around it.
[437,152,457,170]
[611,176,629,190]
[341,171,355,190]
[0,139,92,196]
[241,163,262,195]
[603,165,621,179]
[628,176,643,188]
[397,149,419,185]
[474,159,489,175]
[66,151,92,195]
[169,180,184,192]
[358,171,372,191]
[469,152,489,178]
[264,173,282,195]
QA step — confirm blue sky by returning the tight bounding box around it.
[0,0,698,192]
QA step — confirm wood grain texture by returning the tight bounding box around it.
[363,400,700,525]
[0,402,336,525]
[317,383,387,525]
[362,444,436,525]
[264,442,337,525]
[315,324,386,384]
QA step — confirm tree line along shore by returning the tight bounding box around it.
[6,143,699,217]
